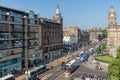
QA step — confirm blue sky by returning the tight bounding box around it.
[0,0,120,29]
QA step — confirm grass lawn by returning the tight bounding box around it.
[95,56,114,63]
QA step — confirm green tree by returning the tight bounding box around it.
[101,43,107,50]
[108,59,120,80]
[116,48,120,59]
[102,29,107,38]
[96,47,101,54]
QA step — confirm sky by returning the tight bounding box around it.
[0,0,120,30]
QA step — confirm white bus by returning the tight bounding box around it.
[65,59,78,74]
[0,74,15,80]
[89,48,94,53]
[25,64,46,78]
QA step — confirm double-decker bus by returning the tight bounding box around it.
[25,64,46,79]
[65,59,78,74]
[0,74,15,80]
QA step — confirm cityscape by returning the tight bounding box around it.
[0,0,120,80]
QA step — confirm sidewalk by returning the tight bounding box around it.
[15,55,68,80]
[46,56,67,67]
[15,74,26,80]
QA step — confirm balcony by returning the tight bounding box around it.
[0,54,21,61]
[0,63,21,69]
[0,43,11,50]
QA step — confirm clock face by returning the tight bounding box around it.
[111,14,113,17]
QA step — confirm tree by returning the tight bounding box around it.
[101,43,107,50]
[95,47,101,54]
[116,48,120,59]
[102,29,107,38]
[108,59,120,80]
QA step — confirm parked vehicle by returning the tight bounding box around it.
[79,53,89,62]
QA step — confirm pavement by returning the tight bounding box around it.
[15,52,74,80]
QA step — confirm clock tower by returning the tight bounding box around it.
[108,6,117,26]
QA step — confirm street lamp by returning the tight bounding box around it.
[32,55,35,67]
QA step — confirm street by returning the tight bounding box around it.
[55,54,108,80]
[40,42,108,80]
[16,44,108,80]
[70,55,108,80]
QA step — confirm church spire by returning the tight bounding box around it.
[54,5,62,23]
[54,5,61,19]
[56,5,61,15]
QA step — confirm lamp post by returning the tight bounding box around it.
[32,55,35,67]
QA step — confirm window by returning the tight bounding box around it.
[13,40,23,48]
[0,41,11,49]
[0,51,9,58]
[29,40,38,46]
[0,9,7,15]
[29,26,38,32]
[0,33,10,40]
[28,19,35,24]
[29,33,38,39]
[0,23,9,31]
[13,25,23,32]
[0,15,7,21]
[12,33,23,39]
[14,17,23,23]
[10,11,22,17]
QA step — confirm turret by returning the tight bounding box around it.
[54,5,62,23]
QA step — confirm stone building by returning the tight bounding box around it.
[63,30,77,45]
[39,5,63,63]
[64,27,81,48]
[89,27,103,44]
[63,27,89,48]
[80,30,90,47]
[107,6,120,48]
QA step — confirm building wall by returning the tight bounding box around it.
[40,18,63,62]
[0,6,42,77]
[90,31,103,44]
[63,27,90,48]
[107,28,120,47]
[66,27,81,46]
[63,35,77,45]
